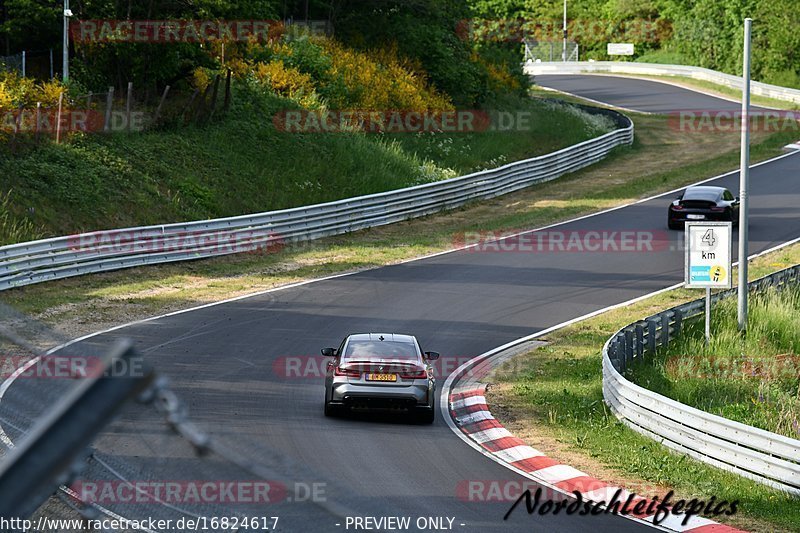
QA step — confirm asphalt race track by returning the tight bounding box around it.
[10,76,800,532]
[535,74,772,113]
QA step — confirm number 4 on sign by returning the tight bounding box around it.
[702,229,716,247]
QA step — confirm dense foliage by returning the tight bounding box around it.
[1,0,527,106]
[468,0,800,88]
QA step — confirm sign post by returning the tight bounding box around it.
[738,18,753,332]
[562,0,568,62]
[685,222,733,344]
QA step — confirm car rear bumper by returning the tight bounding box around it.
[668,211,731,224]
[330,381,431,407]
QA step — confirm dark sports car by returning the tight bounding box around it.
[668,186,740,230]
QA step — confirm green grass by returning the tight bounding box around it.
[0,85,611,239]
[631,286,800,440]
[489,246,800,532]
[0,190,43,245]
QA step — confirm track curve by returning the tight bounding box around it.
[9,75,800,532]
[535,74,772,113]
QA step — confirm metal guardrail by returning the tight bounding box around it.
[602,265,800,496]
[0,105,633,291]
[524,61,800,105]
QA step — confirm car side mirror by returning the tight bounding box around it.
[424,351,440,361]
[321,348,336,357]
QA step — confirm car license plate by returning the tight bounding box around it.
[366,373,397,382]
[687,214,705,220]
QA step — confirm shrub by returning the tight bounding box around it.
[252,60,319,108]
[237,37,453,112]
[0,72,66,110]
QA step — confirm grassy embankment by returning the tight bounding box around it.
[0,87,611,243]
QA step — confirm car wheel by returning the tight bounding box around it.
[324,399,339,417]
[416,407,435,424]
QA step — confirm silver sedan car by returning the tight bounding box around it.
[322,333,439,423]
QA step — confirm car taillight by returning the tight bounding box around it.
[335,366,360,378]
[672,204,684,210]
[400,369,428,379]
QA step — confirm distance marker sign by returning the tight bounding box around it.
[685,222,733,289]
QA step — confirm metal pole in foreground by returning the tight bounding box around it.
[737,18,752,332]
[705,288,711,345]
[562,0,567,62]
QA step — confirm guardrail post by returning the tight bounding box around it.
[607,340,616,368]
[673,309,683,337]
[623,328,634,371]
[613,333,625,371]
[660,312,670,346]
[634,323,644,359]
[776,270,787,290]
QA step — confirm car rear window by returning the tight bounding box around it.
[683,189,720,202]
[344,341,419,360]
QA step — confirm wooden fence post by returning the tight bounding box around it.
[126,81,133,133]
[152,85,171,128]
[181,89,200,126]
[223,69,232,112]
[104,86,114,133]
[55,92,64,144]
[9,105,25,153]
[193,82,213,124]
[35,102,41,144]
[207,75,221,122]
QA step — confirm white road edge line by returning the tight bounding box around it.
[1,146,798,530]
[535,84,656,115]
